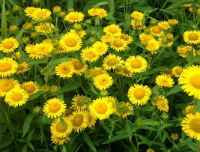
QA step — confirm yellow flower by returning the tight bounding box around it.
[9,25,18,32]
[170,133,179,141]
[51,135,70,145]
[168,19,178,25]
[120,33,133,44]
[158,21,171,30]
[181,112,200,141]
[131,20,145,29]
[53,6,62,14]
[43,98,66,119]
[64,11,84,23]
[51,117,73,138]
[81,47,99,62]
[22,81,39,95]
[16,62,29,74]
[184,31,200,44]
[116,102,133,118]
[72,95,90,111]
[115,66,134,77]
[92,41,108,55]
[55,61,75,78]
[156,96,169,112]
[24,23,33,30]
[178,65,200,99]
[156,75,174,88]
[177,46,193,58]
[128,84,151,106]
[101,35,113,43]
[172,66,183,77]
[89,97,114,120]
[0,57,18,77]
[0,79,20,97]
[103,24,122,36]
[69,29,86,38]
[103,54,123,70]
[110,37,128,51]
[88,8,107,19]
[59,33,82,52]
[70,58,87,75]
[131,11,144,20]
[93,74,113,90]
[183,105,195,115]
[31,8,51,21]
[139,33,153,45]
[5,88,29,107]
[24,7,38,17]
[86,111,96,128]
[150,26,163,37]
[145,39,160,54]
[0,37,19,53]
[35,22,55,33]
[125,56,148,73]
[146,148,155,152]
[70,111,88,132]
[85,67,108,79]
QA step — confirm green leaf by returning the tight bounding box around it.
[60,80,80,93]
[62,145,67,152]
[1,0,7,38]
[60,117,65,128]
[82,132,97,152]
[166,85,182,96]
[29,91,43,100]
[103,134,129,144]
[22,113,35,138]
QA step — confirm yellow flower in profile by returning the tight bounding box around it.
[103,54,123,70]
[0,37,19,53]
[88,8,107,19]
[184,31,200,44]
[88,8,98,16]
[0,57,18,77]
[131,11,144,20]
[103,24,122,36]
[168,19,178,25]
[55,61,75,78]
[51,135,70,145]
[31,8,51,20]
[86,111,96,128]
[115,65,134,77]
[70,111,88,132]
[145,39,160,54]
[158,21,171,30]
[172,66,183,77]
[43,98,66,119]
[178,65,200,99]
[24,7,38,17]
[139,33,153,45]
[89,97,114,120]
[0,79,20,97]
[35,22,55,33]
[120,33,133,44]
[72,95,91,111]
[93,74,113,90]
[16,62,29,74]
[81,47,99,62]
[125,56,148,73]
[59,33,82,52]
[110,37,128,51]
[156,96,169,112]
[64,11,84,23]
[53,6,62,14]
[156,75,174,88]
[183,105,195,115]
[177,46,193,58]
[92,41,108,55]
[51,117,73,138]
[22,81,39,95]
[150,26,163,37]
[128,84,151,106]
[71,58,87,75]
[5,88,29,107]
[181,112,200,141]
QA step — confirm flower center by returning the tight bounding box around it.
[95,102,107,114]
[152,27,162,34]
[188,33,198,41]
[61,65,71,74]
[0,63,12,72]
[85,51,95,59]
[99,78,108,86]
[11,93,23,102]
[106,58,119,66]
[65,38,77,47]
[49,102,61,113]
[108,27,118,34]
[190,74,200,89]
[130,59,142,69]
[76,100,85,107]
[134,88,145,100]
[36,11,47,18]
[72,114,84,127]
[113,39,123,47]
[189,118,200,133]
[3,41,14,49]
[69,15,79,20]
[23,84,36,94]
[56,122,67,133]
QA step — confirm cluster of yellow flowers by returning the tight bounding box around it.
[1,2,200,146]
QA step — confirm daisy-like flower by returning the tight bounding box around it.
[0,37,19,53]
[158,21,171,30]
[181,112,200,141]
[24,7,38,17]
[156,75,174,88]
[115,66,134,77]
[125,56,148,73]
[5,88,29,107]
[139,33,153,45]
[59,33,82,52]
[110,37,128,51]
[103,54,123,70]
[16,62,29,74]
[146,39,160,54]
[31,8,51,20]
[150,26,163,37]
[64,11,84,23]
[128,84,151,106]
[86,111,96,128]
[179,65,200,99]
[81,47,99,62]
[92,41,108,56]
[55,61,75,78]
[0,79,20,97]
[183,31,200,44]
[72,95,91,111]
[71,58,87,75]
[88,8,107,19]
[93,74,113,90]
[51,135,70,145]
[0,57,18,77]
[35,22,55,34]
[51,117,73,138]
[22,81,39,95]
[156,96,169,112]
[89,97,114,120]
[183,105,195,115]
[131,20,145,29]
[70,111,88,132]
[43,98,66,119]
[103,24,122,36]
[120,33,133,44]
[172,66,183,77]
[131,11,144,20]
